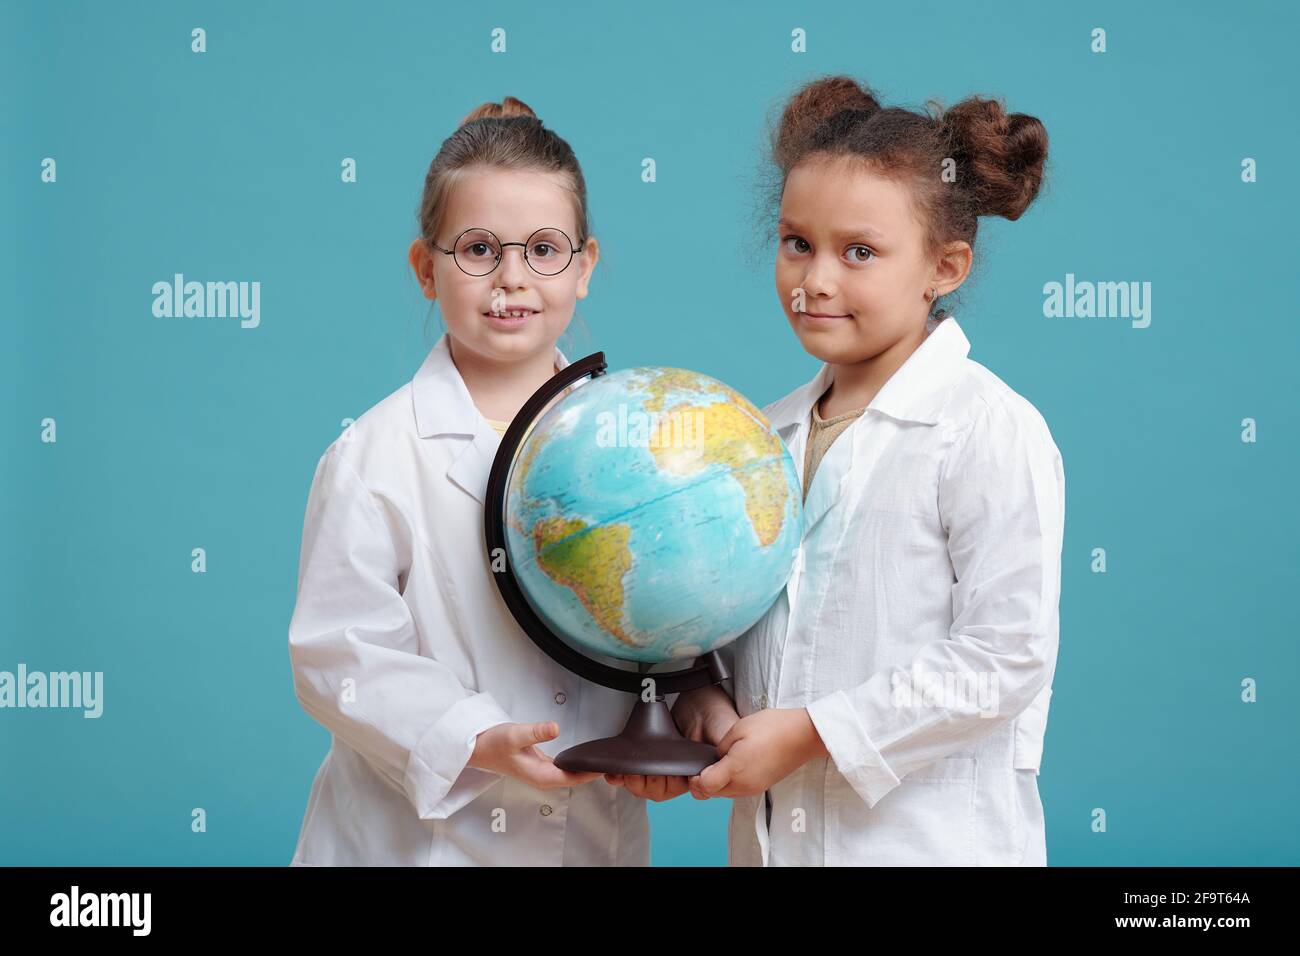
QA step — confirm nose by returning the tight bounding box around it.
[494,244,530,289]
[798,253,838,302]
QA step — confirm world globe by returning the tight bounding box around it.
[503,366,803,665]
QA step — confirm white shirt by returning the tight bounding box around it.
[287,333,650,866]
[724,316,1065,866]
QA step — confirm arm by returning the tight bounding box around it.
[804,397,1065,809]
[288,445,516,821]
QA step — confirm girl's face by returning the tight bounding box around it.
[775,156,958,365]
[410,167,598,365]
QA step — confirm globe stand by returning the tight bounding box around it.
[553,696,719,776]
[484,350,735,776]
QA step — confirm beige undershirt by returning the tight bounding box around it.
[802,390,866,501]
[483,361,563,437]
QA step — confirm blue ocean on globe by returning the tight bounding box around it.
[503,366,803,664]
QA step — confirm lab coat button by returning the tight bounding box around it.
[759,693,769,708]
[554,692,567,705]
[540,804,553,817]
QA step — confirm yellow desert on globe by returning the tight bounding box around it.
[503,367,803,664]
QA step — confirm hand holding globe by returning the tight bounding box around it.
[605,683,740,800]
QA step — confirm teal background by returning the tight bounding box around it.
[4,0,1297,865]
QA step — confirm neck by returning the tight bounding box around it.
[448,336,559,422]
[820,321,929,418]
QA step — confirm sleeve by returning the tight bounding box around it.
[805,397,1065,809]
[288,445,515,820]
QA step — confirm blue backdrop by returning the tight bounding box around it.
[4,0,1297,866]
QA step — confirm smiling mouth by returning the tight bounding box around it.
[801,311,851,319]
[484,308,540,318]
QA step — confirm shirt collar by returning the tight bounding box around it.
[411,332,572,438]
[766,316,971,433]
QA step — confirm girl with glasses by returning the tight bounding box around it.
[287,97,647,866]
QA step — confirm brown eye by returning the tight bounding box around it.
[527,228,569,262]
[456,229,501,263]
[781,236,810,254]
[846,245,875,263]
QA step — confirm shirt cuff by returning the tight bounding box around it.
[403,692,514,820]
[806,690,902,809]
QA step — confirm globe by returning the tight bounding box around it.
[503,366,803,665]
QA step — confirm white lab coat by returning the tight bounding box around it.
[724,316,1065,866]
[287,333,650,866]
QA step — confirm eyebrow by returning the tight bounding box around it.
[778,220,885,241]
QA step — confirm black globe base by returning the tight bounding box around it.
[554,698,719,776]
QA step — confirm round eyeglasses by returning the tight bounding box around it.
[430,227,586,277]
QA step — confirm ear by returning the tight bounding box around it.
[574,236,600,300]
[408,238,437,300]
[931,239,972,298]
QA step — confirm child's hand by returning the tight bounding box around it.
[468,721,603,790]
[604,685,741,801]
[688,708,828,800]
[602,773,691,802]
[673,683,742,747]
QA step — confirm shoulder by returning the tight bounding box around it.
[760,388,798,420]
[942,359,1062,464]
[316,379,429,490]
[760,373,821,423]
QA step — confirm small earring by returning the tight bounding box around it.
[924,287,937,302]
